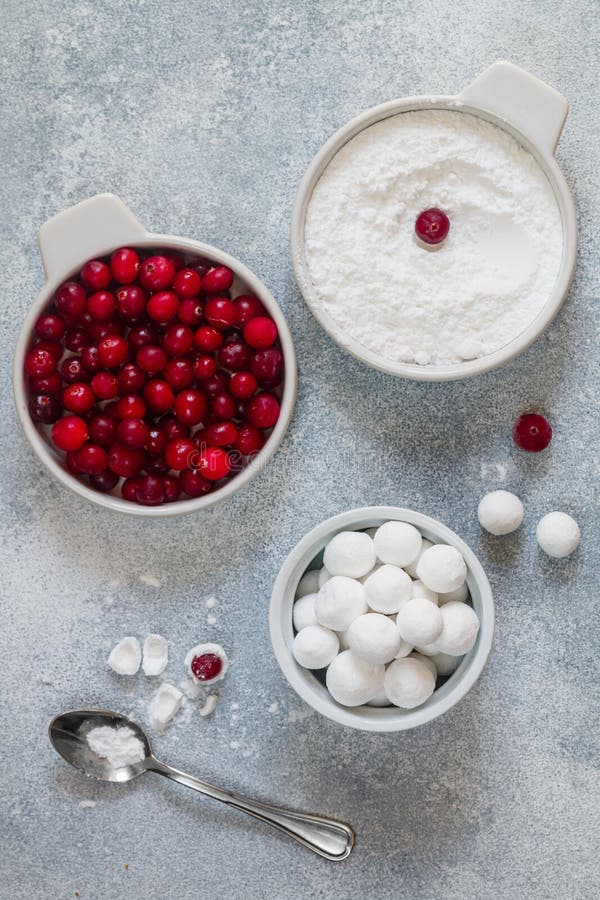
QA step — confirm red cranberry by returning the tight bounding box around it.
[140,255,176,291]
[55,282,87,320]
[116,418,150,449]
[29,372,62,394]
[66,450,83,475]
[197,446,231,480]
[162,474,181,502]
[147,290,180,324]
[134,475,165,506]
[160,414,188,441]
[194,325,222,352]
[29,393,61,424]
[32,338,63,361]
[35,314,65,341]
[178,298,204,327]
[218,340,250,371]
[103,400,121,420]
[145,455,170,475]
[89,469,119,493]
[250,348,284,387]
[230,371,258,400]
[174,388,207,426]
[145,427,167,457]
[246,392,280,429]
[202,371,230,397]
[162,250,185,270]
[59,357,87,385]
[144,379,175,414]
[63,382,95,414]
[110,247,140,284]
[25,348,57,378]
[118,363,147,393]
[512,413,552,452]
[121,477,141,501]
[164,357,194,390]
[235,424,265,456]
[173,267,202,297]
[415,208,450,246]
[179,468,212,497]
[89,413,118,446]
[98,335,129,368]
[204,297,237,330]
[116,285,148,321]
[82,345,102,372]
[80,259,111,290]
[74,443,109,475]
[64,327,92,352]
[193,354,217,380]
[128,323,159,351]
[198,421,238,447]
[163,324,194,356]
[91,372,119,400]
[211,391,236,421]
[87,290,116,321]
[117,394,146,419]
[243,316,278,349]
[190,652,223,680]
[108,443,145,477]
[165,437,196,471]
[234,294,265,326]
[137,345,168,374]
[202,266,234,295]
[52,415,88,451]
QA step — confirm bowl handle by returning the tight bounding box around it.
[39,193,149,282]
[459,61,568,155]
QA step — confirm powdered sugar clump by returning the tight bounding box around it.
[86,725,145,768]
[305,109,562,366]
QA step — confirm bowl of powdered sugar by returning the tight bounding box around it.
[292,61,577,380]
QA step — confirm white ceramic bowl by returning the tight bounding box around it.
[270,507,494,732]
[14,193,297,516]
[291,61,577,381]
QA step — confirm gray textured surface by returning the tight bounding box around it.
[1,1,599,898]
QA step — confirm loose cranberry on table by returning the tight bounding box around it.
[26,247,285,506]
[414,208,450,246]
[512,413,552,452]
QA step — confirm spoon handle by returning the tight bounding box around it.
[148,759,354,860]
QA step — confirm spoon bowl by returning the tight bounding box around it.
[49,709,151,783]
[49,708,355,861]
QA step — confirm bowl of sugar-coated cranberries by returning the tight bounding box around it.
[14,194,297,515]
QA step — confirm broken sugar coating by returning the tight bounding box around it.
[86,725,145,768]
[149,683,183,732]
[108,637,141,675]
[185,643,229,685]
[142,634,168,676]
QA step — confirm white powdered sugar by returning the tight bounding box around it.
[86,725,145,768]
[304,109,562,366]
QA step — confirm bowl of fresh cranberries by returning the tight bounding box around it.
[14,193,297,515]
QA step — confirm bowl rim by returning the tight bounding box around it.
[290,94,577,382]
[13,231,297,517]
[270,506,495,732]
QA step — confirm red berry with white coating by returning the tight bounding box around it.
[415,208,450,246]
[190,652,223,680]
[512,413,552,452]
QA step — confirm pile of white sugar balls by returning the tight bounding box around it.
[292,522,480,710]
[477,490,580,558]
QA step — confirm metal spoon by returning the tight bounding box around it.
[49,709,355,861]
